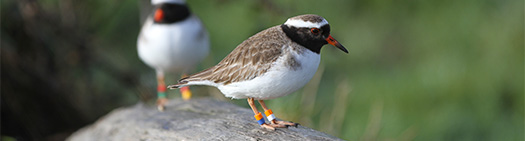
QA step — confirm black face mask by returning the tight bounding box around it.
[153,3,190,24]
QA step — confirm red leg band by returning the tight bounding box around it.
[158,85,166,92]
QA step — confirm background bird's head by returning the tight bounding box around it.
[152,0,190,24]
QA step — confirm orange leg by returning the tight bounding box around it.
[156,71,168,111]
[247,98,275,130]
[258,100,298,127]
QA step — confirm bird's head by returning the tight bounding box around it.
[152,0,190,24]
[281,14,348,54]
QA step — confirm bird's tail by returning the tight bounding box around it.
[168,67,216,89]
[167,77,190,89]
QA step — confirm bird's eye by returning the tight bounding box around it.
[310,28,320,35]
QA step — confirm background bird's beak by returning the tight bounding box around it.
[325,35,348,53]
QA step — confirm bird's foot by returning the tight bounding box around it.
[271,120,298,127]
[156,98,168,111]
[259,123,286,130]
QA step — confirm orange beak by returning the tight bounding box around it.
[325,35,348,53]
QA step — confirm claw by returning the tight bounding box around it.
[271,120,298,127]
[268,123,288,128]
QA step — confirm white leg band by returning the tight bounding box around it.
[267,114,276,121]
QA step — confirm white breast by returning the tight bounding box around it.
[137,15,210,73]
[218,46,320,100]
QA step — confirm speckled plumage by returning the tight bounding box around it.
[179,25,306,85]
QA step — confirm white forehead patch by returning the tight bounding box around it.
[284,18,329,28]
[151,0,185,5]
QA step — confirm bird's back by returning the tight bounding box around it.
[177,26,290,86]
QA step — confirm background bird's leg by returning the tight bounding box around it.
[156,70,168,111]
[248,98,275,130]
[258,100,298,127]
[180,74,192,100]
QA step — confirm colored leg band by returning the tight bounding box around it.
[264,109,276,121]
[158,84,167,98]
[157,92,166,98]
[254,113,265,125]
[180,86,192,100]
[157,85,167,92]
[257,118,265,125]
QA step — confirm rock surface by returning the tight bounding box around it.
[67,98,343,141]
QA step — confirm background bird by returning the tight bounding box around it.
[169,14,348,130]
[138,0,209,111]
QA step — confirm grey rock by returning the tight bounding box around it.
[67,98,343,141]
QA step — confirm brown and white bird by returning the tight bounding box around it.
[168,14,347,130]
[138,0,209,111]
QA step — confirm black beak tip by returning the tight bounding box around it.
[341,48,349,53]
[337,45,349,53]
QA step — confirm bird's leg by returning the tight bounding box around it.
[156,71,168,111]
[180,74,192,100]
[258,100,298,127]
[248,98,275,130]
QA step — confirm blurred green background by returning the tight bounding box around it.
[1,0,523,140]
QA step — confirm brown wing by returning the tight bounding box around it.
[179,26,287,85]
